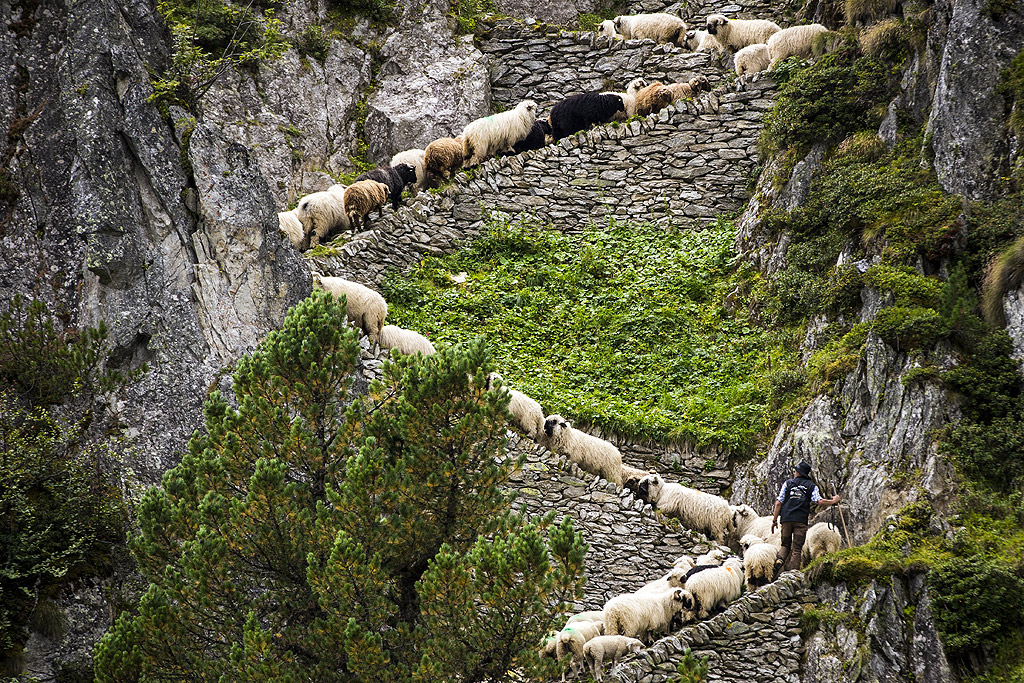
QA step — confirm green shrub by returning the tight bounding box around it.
[0,299,133,674]
[674,648,710,683]
[295,24,331,62]
[450,0,496,34]
[864,264,942,308]
[761,46,891,156]
[871,306,946,350]
[930,556,1024,657]
[999,50,1024,137]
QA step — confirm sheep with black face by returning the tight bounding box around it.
[543,414,623,485]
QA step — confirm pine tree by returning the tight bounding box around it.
[94,289,586,682]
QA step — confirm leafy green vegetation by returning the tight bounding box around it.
[0,297,138,676]
[673,648,710,682]
[384,215,801,450]
[94,291,586,682]
[761,38,893,156]
[152,0,287,110]
[450,0,497,34]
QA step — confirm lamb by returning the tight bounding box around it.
[705,14,781,51]
[343,180,390,232]
[555,620,604,682]
[802,522,842,563]
[683,557,744,619]
[378,324,436,356]
[583,636,645,682]
[766,23,829,70]
[602,587,691,642]
[294,184,350,250]
[548,92,625,140]
[740,534,778,588]
[613,13,687,46]
[315,275,388,339]
[634,82,674,117]
[543,415,622,485]
[485,372,545,439]
[635,566,689,595]
[390,148,427,193]
[636,474,734,544]
[354,164,417,211]
[603,77,648,121]
[508,119,552,155]
[278,209,304,249]
[424,136,465,180]
[462,100,538,167]
[734,43,770,77]
[730,504,781,546]
[540,632,559,659]
[666,75,713,101]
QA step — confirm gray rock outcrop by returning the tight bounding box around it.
[363,0,492,163]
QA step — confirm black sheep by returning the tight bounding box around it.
[509,119,552,155]
[355,163,417,211]
[548,93,625,141]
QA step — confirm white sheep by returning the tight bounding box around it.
[802,522,842,563]
[278,209,303,249]
[705,14,780,51]
[635,566,689,595]
[673,554,696,570]
[294,184,350,250]
[767,23,829,70]
[602,587,691,643]
[543,415,622,486]
[730,505,781,546]
[637,474,733,544]
[603,77,648,121]
[739,534,777,589]
[597,19,620,38]
[683,557,744,619]
[555,620,604,682]
[462,100,538,167]
[564,610,605,629]
[486,372,544,439]
[734,43,770,77]
[621,464,651,491]
[694,548,730,565]
[315,275,388,339]
[390,148,428,193]
[613,13,687,45]
[584,635,645,682]
[684,29,724,54]
[378,325,436,357]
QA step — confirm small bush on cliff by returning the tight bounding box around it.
[0,298,136,675]
[930,556,1024,657]
[94,291,586,682]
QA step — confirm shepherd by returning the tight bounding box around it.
[771,460,841,574]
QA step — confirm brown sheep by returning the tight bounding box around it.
[634,82,674,117]
[343,180,390,231]
[666,75,713,101]
[424,136,465,180]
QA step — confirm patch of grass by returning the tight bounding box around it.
[1000,50,1024,139]
[450,0,496,34]
[383,215,801,450]
[845,0,899,24]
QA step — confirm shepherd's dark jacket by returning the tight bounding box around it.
[778,475,817,524]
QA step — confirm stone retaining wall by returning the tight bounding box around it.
[506,433,721,608]
[607,572,812,682]
[311,75,775,286]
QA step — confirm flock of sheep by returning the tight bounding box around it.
[276,10,830,256]
[275,10,841,680]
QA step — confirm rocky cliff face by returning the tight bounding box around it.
[4,0,1023,678]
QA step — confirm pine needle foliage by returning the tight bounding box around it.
[94,289,586,682]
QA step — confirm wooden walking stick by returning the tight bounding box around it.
[826,477,853,549]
